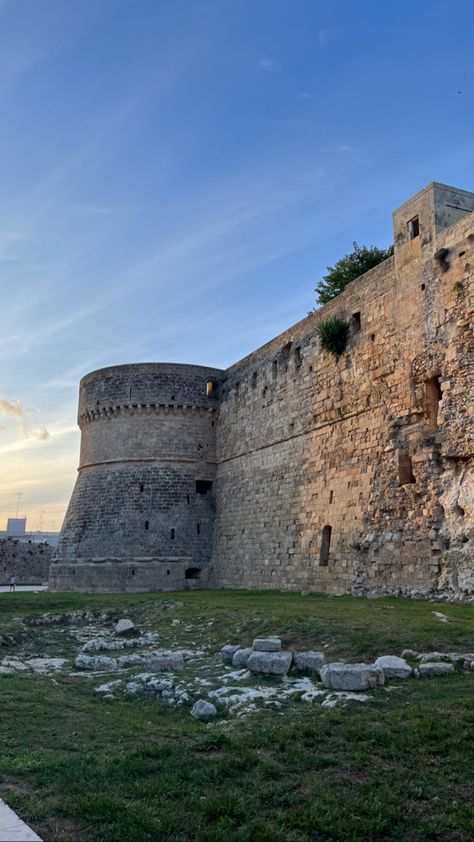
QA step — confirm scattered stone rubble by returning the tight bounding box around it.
[1,609,472,723]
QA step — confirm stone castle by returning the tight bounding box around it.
[50,182,474,597]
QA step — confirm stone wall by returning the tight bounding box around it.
[53,182,474,598]
[52,363,224,591]
[210,183,474,597]
[0,539,52,584]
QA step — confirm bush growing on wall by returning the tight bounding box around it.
[317,317,350,357]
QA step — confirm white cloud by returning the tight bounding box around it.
[0,396,49,441]
[0,398,24,420]
[20,424,50,441]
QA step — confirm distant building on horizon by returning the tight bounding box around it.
[0,516,59,548]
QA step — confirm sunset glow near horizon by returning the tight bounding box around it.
[1,0,473,532]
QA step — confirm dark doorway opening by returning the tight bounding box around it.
[196,480,213,495]
[185,567,201,580]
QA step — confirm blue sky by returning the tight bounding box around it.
[1,0,473,531]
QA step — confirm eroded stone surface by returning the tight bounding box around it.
[320,663,384,691]
[191,699,217,720]
[252,637,281,652]
[115,619,135,636]
[374,656,412,679]
[293,651,325,674]
[418,662,455,677]
[221,644,241,664]
[232,648,252,668]
[247,650,292,675]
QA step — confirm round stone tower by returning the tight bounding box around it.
[50,362,225,592]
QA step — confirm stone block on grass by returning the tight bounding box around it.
[252,637,281,652]
[293,651,326,674]
[374,655,412,679]
[320,662,384,692]
[232,648,252,668]
[191,699,217,720]
[418,662,454,677]
[247,651,292,676]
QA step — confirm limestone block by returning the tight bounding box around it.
[247,651,293,676]
[293,651,326,674]
[374,655,412,679]
[75,654,117,671]
[191,699,217,720]
[320,662,384,691]
[231,648,252,668]
[147,652,184,672]
[115,618,135,636]
[221,644,241,664]
[252,637,282,652]
[418,662,454,677]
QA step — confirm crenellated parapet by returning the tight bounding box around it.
[79,403,217,427]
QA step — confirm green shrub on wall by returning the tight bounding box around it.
[317,316,350,357]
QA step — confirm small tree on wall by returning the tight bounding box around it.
[315,241,394,304]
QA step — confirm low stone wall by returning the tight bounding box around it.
[0,539,52,584]
[49,558,205,592]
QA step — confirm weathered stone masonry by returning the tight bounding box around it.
[51,183,474,596]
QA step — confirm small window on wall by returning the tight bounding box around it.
[425,375,442,428]
[398,450,416,485]
[407,216,420,240]
[319,525,332,567]
[170,528,175,540]
[207,381,217,397]
[144,521,149,530]
[351,312,361,333]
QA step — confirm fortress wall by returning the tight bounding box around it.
[0,539,52,584]
[51,183,474,597]
[52,363,224,591]
[212,200,474,595]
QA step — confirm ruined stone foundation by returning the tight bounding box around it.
[52,182,474,598]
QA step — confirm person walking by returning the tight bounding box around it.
[9,575,16,592]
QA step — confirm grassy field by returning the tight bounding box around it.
[0,590,473,841]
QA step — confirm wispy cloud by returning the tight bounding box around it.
[318,28,334,48]
[259,57,280,73]
[0,397,49,441]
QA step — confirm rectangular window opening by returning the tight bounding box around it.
[272,360,278,379]
[251,372,258,389]
[425,375,443,427]
[407,216,420,240]
[196,480,213,495]
[398,450,416,485]
[139,483,144,493]
[206,380,217,397]
[144,520,149,530]
[319,525,332,567]
[170,528,175,540]
[351,312,361,333]
[197,523,201,535]
[425,375,442,428]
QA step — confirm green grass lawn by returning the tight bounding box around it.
[0,590,473,841]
